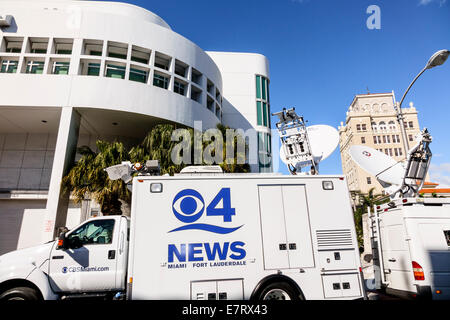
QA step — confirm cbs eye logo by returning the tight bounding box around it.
[362,151,371,157]
[172,189,205,223]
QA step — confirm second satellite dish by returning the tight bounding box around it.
[279,124,339,165]
[348,145,405,186]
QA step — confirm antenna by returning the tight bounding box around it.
[273,108,339,175]
[348,128,432,198]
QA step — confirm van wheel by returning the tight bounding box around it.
[0,287,41,301]
[258,282,300,300]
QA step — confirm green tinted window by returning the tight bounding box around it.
[257,101,262,126]
[129,68,147,83]
[262,77,266,100]
[153,74,169,89]
[53,62,70,75]
[263,102,267,127]
[26,61,44,74]
[105,65,125,79]
[256,75,261,99]
[87,63,100,76]
[108,52,127,60]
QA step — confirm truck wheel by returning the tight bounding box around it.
[0,287,41,301]
[258,282,301,300]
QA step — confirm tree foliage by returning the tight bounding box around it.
[62,124,251,215]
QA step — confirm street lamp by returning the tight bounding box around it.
[395,49,449,152]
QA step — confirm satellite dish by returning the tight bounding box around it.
[279,125,339,165]
[348,145,405,186]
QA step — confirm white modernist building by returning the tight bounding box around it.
[0,0,272,255]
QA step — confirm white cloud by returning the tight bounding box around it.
[419,0,447,6]
[428,163,450,187]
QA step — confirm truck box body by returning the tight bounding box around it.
[370,198,450,299]
[127,174,364,300]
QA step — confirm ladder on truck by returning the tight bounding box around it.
[368,206,389,289]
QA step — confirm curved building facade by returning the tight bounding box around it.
[0,0,271,254]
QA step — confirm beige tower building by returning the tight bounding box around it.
[338,92,422,196]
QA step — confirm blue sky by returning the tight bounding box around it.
[114,0,449,182]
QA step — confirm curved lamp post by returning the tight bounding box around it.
[395,49,449,151]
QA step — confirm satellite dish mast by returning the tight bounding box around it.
[348,128,432,199]
[273,108,339,175]
[273,108,317,175]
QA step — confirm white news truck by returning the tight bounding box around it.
[0,173,365,300]
[368,197,450,300]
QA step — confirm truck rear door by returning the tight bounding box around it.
[258,184,314,270]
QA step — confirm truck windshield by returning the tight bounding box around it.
[67,219,115,245]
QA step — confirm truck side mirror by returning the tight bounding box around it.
[56,232,68,250]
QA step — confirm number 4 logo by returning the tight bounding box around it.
[206,188,236,222]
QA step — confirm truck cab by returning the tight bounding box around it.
[0,215,129,300]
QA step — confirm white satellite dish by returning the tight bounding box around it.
[279,124,339,165]
[348,145,405,186]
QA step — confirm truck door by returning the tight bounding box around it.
[48,218,120,293]
[258,185,314,270]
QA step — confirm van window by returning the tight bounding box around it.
[444,231,450,246]
[68,219,115,245]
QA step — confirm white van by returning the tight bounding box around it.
[367,197,450,300]
[0,174,365,300]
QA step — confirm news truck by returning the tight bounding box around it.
[0,173,365,300]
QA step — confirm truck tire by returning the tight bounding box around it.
[257,282,301,300]
[0,287,41,301]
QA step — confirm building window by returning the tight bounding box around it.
[52,61,70,75]
[399,148,403,156]
[1,37,23,53]
[361,137,366,144]
[174,80,186,96]
[87,63,100,76]
[107,41,128,60]
[255,75,270,128]
[25,61,45,74]
[153,72,169,89]
[191,68,202,86]
[361,124,367,131]
[105,64,126,79]
[0,60,18,73]
[373,136,377,144]
[408,121,414,128]
[53,38,73,55]
[28,37,49,54]
[356,124,361,131]
[383,135,387,143]
[83,39,104,56]
[154,51,171,71]
[409,134,414,142]
[129,67,148,83]
[394,148,399,156]
[388,121,396,131]
[174,60,188,78]
[367,177,372,184]
[379,121,387,131]
[207,96,214,111]
[258,132,272,172]
[131,45,150,64]
[191,85,202,103]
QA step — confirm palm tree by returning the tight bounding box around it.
[63,123,252,215]
[61,140,130,215]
